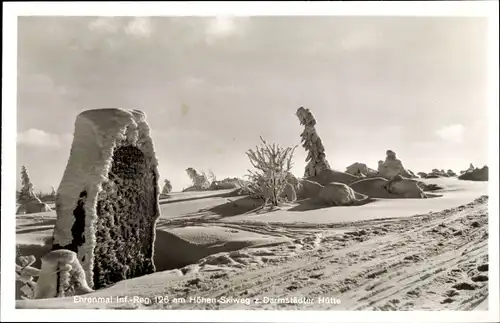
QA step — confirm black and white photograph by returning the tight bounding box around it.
[2,2,499,322]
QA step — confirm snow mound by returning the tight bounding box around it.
[153,225,291,271]
[306,169,360,186]
[458,166,488,182]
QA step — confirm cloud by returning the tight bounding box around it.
[204,17,247,44]
[88,17,120,33]
[436,124,465,143]
[124,17,152,38]
[206,17,236,37]
[88,17,152,38]
[17,129,70,149]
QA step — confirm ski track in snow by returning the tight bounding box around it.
[146,196,489,310]
[16,195,489,311]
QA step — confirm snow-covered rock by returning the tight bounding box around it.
[417,172,427,178]
[345,162,378,177]
[384,175,427,198]
[306,169,360,186]
[458,165,488,182]
[446,169,457,177]
[34,250,93,299]
[318,182,359,206]
[377,150,414,179]
[296,179,323,199]
[349,176,428,199]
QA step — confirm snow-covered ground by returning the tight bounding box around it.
[15,178,490,310]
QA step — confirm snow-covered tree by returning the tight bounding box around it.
[296,107,331,177]
[202,169,216,185]
[18,165,40,204]
[162,179,172,195]
[185,167,211,190]
[246,136,297,206]
[16,166,52,214]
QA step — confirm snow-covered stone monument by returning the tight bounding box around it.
[52,109,161,290]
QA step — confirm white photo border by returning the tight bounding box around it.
[2,1,499,322]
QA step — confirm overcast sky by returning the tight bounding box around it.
[17,16,489,192]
